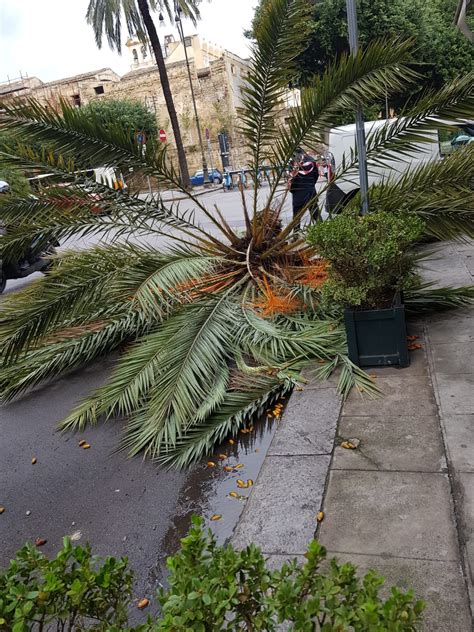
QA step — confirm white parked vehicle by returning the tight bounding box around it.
[324,118,441,214]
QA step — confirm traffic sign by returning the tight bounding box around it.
[135,130,147,145]
[159,129,167,142]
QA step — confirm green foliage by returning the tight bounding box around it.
[0,521,425,630]
[81,98,158,139]
[250,0,474,108]
[0,167,30,196]
[0,133,30,196]
[308,211,424,309]
[157,516,424,630]
[0,538,132,631]
[86,0,202,53]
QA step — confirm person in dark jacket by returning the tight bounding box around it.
[288,147,319,231]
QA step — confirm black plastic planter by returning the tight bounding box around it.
[344,293,409,368]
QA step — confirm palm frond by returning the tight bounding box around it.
[60,296,240,459]
[0,245,136,360]
[0,99,228,235]
[363,73,474,167]
[0,310,146,402]
[0,178,229,259]
[237,306,346,365]
[404,282,474,314]
[348,144,474,240]
[238,0,311,176]
[156,374,293,468]
[271,38,417,170]
[86,0,201,53]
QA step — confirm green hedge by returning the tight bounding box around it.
[0,517,424,631]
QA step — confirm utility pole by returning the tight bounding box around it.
[346,0,369,215]
[174,4,210,185]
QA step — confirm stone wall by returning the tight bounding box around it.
[107,57,248,172]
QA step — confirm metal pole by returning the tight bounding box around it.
[175,4,210,184]
[346,0,369,215]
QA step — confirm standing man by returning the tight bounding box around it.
[288,148,319,231]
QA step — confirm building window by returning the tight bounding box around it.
[132,48,138,63]
[94,85,105,95]
[184,36,192,48]
[141,44,147,59]
[231,64,236,75]
[72,94,81,107]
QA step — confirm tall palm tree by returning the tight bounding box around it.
[0,0,473,467]
[86,0,203,189]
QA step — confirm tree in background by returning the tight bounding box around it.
[249,0,474,111]
[81,98,158,139]
[0,133,30,196]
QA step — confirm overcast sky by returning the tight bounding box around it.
[0,0,256,83]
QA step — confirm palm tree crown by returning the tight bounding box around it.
[0,0,473,467]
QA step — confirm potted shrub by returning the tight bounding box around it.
[307,211,424,367]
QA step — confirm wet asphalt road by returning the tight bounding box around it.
[0,353,279,614]
[0,186,290,617]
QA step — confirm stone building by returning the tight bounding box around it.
[0,69,120,110]
[0,34,299,173]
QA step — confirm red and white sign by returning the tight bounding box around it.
[159,129,167,142]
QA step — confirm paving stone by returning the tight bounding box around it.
[299,366,341,390]
[419,267,472,288]
[436,373,474,415]
[459,472,474,592]
[333,415,446,472]
[342,376,437,417]
[431,341,474,375]
[443,414,474,473]
[464,256,474,276]
[268,388,341,456]
[453,239,474,253]
[427,312,474,343]
[368,343,428,377]
[318,470,459,561]
[232,455,330,555]
[323,553,471,632]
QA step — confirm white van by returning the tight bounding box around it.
[325,119,441,213]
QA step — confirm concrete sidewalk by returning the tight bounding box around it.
[233,239,474,631]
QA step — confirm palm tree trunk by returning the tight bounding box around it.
[136,0,191,188]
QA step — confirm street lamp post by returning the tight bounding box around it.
[173,4,210,185]
[346,0,370,215]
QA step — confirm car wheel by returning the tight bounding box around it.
[214,177,221,184]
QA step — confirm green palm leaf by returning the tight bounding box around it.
[239,0,311,175]
[0,311,145,402]
[355,144,474,240]
[155,373,292,468]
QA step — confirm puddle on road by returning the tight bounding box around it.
[150,401,287,588]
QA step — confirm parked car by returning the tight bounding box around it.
[190,169,223,186]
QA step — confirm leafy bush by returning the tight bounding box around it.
[307,211,424,309]
[81,99,158,139]
[0,538,133,631]
[0,519,424,630]
[156,516,424,630]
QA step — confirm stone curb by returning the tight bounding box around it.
[425,318,474,619]
[232,374,342,555]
